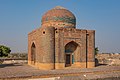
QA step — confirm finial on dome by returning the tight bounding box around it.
[53,6,66,9]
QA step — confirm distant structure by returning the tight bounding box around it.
[28,6,95,70]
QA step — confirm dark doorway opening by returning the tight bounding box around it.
[31,43,36,65]
[65,54,71,67]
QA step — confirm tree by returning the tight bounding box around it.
[0,45,11,57]
[95,47,99,55]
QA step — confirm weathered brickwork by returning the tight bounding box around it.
[28,6,95,70]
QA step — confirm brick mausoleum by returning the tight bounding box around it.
[28,6,95,70]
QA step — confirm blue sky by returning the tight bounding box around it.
[0,0,120,53]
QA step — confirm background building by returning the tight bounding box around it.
[28,6,95,70]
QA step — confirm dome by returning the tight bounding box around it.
[41,6,76,28]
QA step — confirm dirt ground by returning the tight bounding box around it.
[0,63,120,80]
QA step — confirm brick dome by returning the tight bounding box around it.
[41,6,76,28]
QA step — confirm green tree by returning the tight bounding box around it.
[95,47,99,55]
[0,45,11,57]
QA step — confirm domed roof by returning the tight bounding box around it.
[41,6,76,28]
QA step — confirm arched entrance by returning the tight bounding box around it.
[65,41,79,67]
[31,43,36,65]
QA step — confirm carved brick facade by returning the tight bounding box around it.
[28,6,95,70]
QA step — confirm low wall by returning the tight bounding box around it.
[0,58,27,64]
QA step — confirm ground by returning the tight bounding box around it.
[0,63,120,80]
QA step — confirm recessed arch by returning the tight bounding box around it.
[31,42,36,65]
[65,41,80,67]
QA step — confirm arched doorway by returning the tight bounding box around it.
[65,41,79,67]
[31,43,36,65]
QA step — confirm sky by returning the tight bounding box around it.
[0,0,120,53]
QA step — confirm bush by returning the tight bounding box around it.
[0,45,11,57]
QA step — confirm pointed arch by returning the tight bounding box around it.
[65,41,79,53]
[65,41,80,67]
[31,42,36,64]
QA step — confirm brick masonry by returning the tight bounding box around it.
[28,6,95,70]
